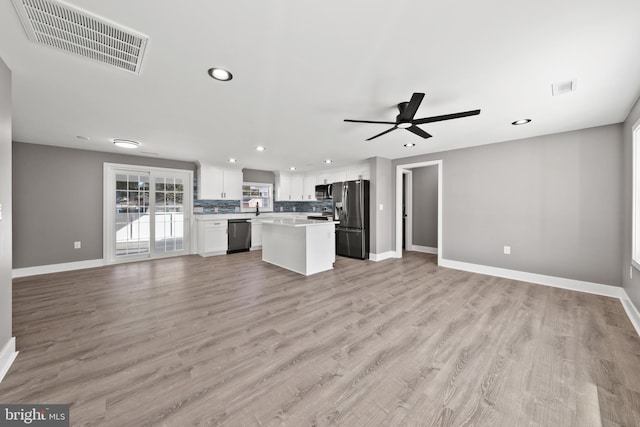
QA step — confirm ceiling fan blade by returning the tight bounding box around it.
[366,126,397,141]
[344,119,398,125]
[398,92,425,121]
[413,109,481,125]
[406,125,432,139]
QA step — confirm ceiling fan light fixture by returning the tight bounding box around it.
[208,67,233,81]
[404,143,416,147]
[113,139,139,149]
[512,119,532,126]
[397,122,412,129]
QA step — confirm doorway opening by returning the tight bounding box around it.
[395,160,442,265]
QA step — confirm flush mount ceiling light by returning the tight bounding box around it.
[255,146,266,152]
[228,158,237,163]
[113,138,139,149]
[289,167,296,171]
[208,67,233,81]
[512,119,532,126]
[76,135,90,141]
[404,143,416,147]
[324,159,333,164]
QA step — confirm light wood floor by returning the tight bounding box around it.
[2,251,640,426]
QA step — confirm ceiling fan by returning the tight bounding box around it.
[344,93,481,141]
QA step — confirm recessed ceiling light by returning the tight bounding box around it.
[404,143,416,147]
[76,135,90,141]
[289,166,296,171]
[397,123,412,129]
[113,139,139,149]
[324,159,333,164]
[208,67,232,81]
[256,146,266,152]
[512,119,531,126]
[228,158,237,163]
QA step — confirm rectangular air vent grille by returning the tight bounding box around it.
[12,0,148,74]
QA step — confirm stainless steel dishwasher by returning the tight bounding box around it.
[227,219,251,254]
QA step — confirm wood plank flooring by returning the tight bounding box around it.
[1,251,640,426]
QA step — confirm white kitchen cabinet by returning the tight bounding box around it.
[346,163,370,181]
[303,173,317,201]
[277,172,306,201]
[291,174,305,201]
[197,164,242,200]
[197,220,228,256]
[251,222,263,249]
[276,172,292,201]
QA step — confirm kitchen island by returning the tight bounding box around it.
[257,218,338,276]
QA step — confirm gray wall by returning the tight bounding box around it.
[12,142,196,268]
[369,156,393,255]
[0,59,12,353]
[623,94,640,308]
[243,169,275,184]
[411,166,438,248]
[392,124,623,286]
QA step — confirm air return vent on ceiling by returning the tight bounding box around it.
[12,0,148,74]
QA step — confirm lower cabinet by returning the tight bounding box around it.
[251,222,263,249]
[197,220,228,256]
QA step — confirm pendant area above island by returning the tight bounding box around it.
[255,218,339,276]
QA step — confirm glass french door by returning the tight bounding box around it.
[105,164,192,264]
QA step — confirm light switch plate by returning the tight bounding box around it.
[503,246,511,255]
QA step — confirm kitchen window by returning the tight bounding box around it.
[242,182,273,212]
[633,119,640,269]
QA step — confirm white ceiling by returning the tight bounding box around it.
[1,0,640,172]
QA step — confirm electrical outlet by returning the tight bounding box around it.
[74,241,81,249]
[503,246,511,255]
[214,207,219,213]
[379,203,384,211]
[293,207,296,211]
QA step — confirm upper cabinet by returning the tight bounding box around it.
[275,162,370,202]
[197,164,242,200]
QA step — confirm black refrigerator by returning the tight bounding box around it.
[332,180,370,260]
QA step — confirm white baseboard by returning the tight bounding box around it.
[440,258,640,337]
[620,290,640,338]
[369,251,396,262]
[411,245,438,254]
[440,258,623,299]
[0,337,18,383]
[12,259,105,279]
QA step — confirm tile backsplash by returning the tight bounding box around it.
[193,199,332,214]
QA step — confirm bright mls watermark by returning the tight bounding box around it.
[0,405,69,426]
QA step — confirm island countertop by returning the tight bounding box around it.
[251,218,339,227]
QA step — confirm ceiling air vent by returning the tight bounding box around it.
[11,0,148,74]
[551,79,577,96]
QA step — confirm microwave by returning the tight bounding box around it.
[315,184,332,200]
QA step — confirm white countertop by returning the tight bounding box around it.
[194,212,318,221]
[257,218,339,227]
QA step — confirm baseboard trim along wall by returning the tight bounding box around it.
[440,258,640,337]
[12,259,105,279]
[369,251,397,262]
[0,337,18,383]
[411,245,438,254]
[620,292,640,337]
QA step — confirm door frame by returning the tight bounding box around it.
[103,163,194,265]
[402,170,413,250]
[395,160,442,265]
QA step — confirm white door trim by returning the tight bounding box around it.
[395,160,442,265]
[103,163,194,265]
[402,170,413,250]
